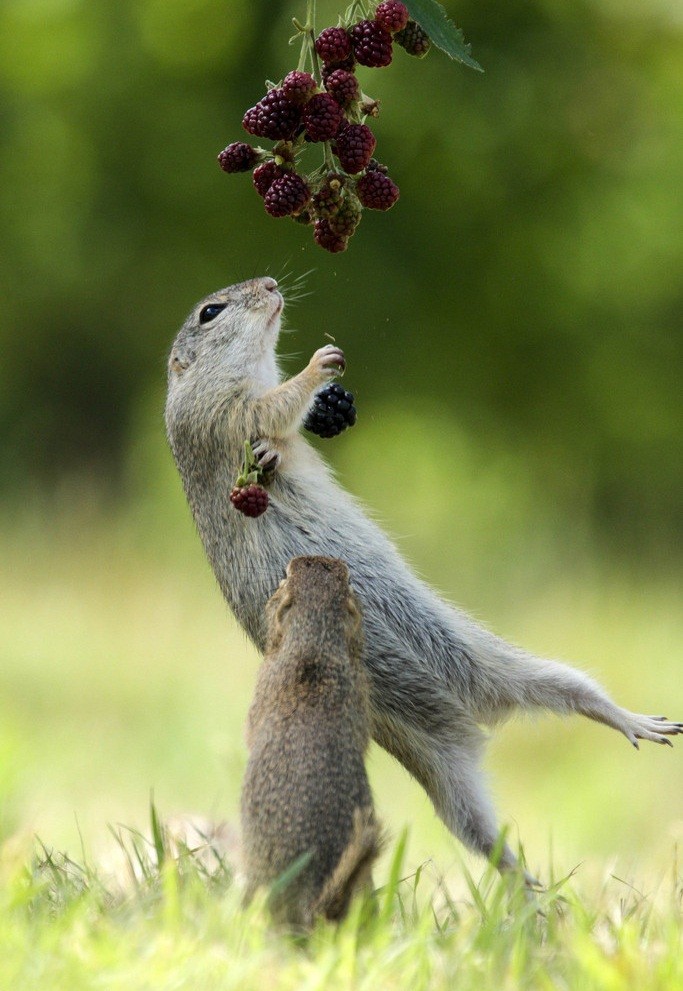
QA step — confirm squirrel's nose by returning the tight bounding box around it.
[262,277,278,291]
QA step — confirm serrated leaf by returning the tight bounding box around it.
[404,0,483,72]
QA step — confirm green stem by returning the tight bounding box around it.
[295,0,317,74]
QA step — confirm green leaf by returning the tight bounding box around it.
[404,0,483,72]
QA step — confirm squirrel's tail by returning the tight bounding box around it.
[316,806,383,922]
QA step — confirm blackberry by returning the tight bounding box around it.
[350,19,393,68]
[312,172,345,219]
[264,172,311,218]
[324,68,359,110]
[374,0,410,33]
[242,88,301,141]
[304,383,357,438]
[252,160,284,198]
[321,54,356,85]
[315,26,352,64]
[328,195,362,237]
[356,170,400,210]
[303,92,344,142]
[394,20,431,57]
[217,142,261,173]
[313,218,349,253]
[335,123,376,174]
[281,70,317,105]
[230,484,269,518]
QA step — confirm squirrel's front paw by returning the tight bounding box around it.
[251,439,281,474]
[309,345,346,382]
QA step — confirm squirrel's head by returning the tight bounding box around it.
[266,556,364,656]
[166,277,284,410]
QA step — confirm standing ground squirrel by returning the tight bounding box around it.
[165,276,682,882]
[241,555,381,927]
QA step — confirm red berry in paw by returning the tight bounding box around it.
[252,161,284,198]
[303,92,344,142]
[264,172,311,218]
[282,70,317,105]
[324,68,359,109]
[314,218,349,253]
[217,142,260,173]
[335,123,376,174]
[230,484,269,518]
[242,88,302,141]
[315,26,352,64]
[374,0,410,33]
[356,170,400,210]
[350,19,393,68]
[395,20,431,57]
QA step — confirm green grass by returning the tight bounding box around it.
[2,814,682,991]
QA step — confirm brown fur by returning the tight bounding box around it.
[241,556,382,928]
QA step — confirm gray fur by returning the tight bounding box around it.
[165,277,682,879]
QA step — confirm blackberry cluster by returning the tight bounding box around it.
[217,1,432,253]
[304,383,357,438]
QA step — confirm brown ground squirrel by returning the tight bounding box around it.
[240,555,382,927]
[165,276,682,883]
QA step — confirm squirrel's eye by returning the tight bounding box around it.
[199,303,226,324]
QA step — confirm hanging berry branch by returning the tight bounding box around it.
[218,0,481,253]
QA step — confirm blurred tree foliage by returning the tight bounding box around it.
[0,0,680,548]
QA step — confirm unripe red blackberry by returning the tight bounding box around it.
[394,20,431,57]
[303,92,344,142]
[350,19,393,68]
[374,0,410,33]
[230,484,269,518]
[321,54,356,85]
[252,160,284,198]
[304,383,357,438]
[328,195,362,237]
[312,173,346,219]
[356,170,400,210]
[264,172,311,218]
[242,88,302,140]
[324,68,359,109]
[217,142,261,173]
[315,26,352,64]
[314,218,349,253]
[282,70,317,105]
[335,123,376,174]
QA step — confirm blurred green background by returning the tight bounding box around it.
[0,0,681,887]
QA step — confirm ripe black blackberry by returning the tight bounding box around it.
[394,20,431,57]
[350,19,393,68]
[323,68,359,109]
[321,54,356,86]
[264,172,311,217]
[303,93,344,142]
[230,484,269,518]
[304,383,357,438]
[335,123,376,174]
[315,26,352,64]
[313,218,348,253]
[281,70,317,105]
[242,88,302,141]
[217,142,261,173]
[356,169,400,210]
[252,161,284,197]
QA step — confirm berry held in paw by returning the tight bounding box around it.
[304,382,357,438]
